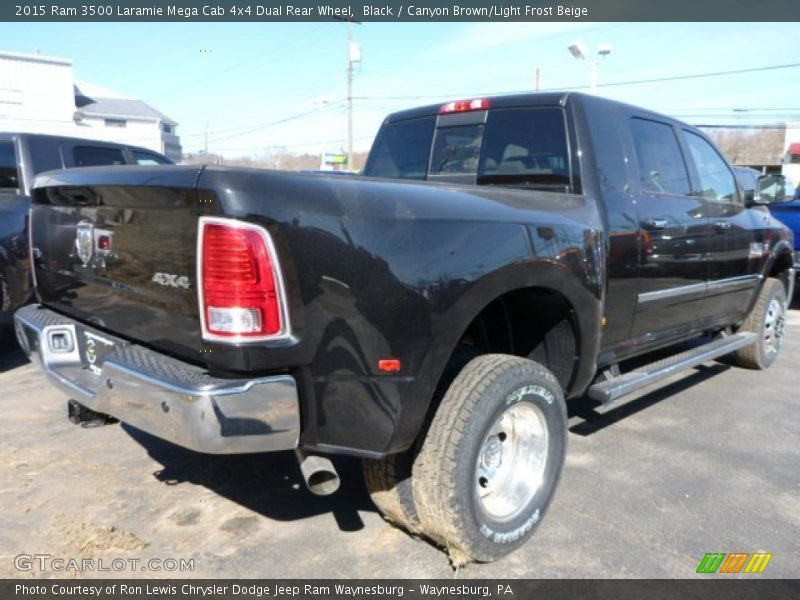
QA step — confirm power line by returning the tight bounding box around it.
[353,62,800,101]
[204,108,320,145]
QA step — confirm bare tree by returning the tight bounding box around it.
[705,126,786,167]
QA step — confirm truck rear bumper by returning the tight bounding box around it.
[13,304,300,454]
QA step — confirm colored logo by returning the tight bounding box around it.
[696,552,773,574]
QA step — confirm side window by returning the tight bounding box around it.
[131,150,170,165]
[630,118,691,195]
[683,131,738,202]
[0,141,19,190]
[364,116,435,180]
[73,146,126,167]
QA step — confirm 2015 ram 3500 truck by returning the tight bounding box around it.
[14,93,794,563]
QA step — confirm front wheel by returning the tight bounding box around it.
[734,278,787,369]
[412,354,567,564]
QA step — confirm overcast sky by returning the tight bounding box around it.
[3,22,799,157]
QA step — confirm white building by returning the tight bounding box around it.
[0,50,181,161]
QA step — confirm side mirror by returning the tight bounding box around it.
[753,174,787,205]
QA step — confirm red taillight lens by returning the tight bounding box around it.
[439,98,490,114]
[200,219,286,340]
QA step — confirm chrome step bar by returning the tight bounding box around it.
[588,332,758,404]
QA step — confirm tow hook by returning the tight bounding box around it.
[67,399,118,429]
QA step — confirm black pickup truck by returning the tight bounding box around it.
[0,133,171,336]
[14,93,794,563]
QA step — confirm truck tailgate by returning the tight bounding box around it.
[31,166,204,359]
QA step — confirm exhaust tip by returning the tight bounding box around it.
[295,450,340,496]
[306,469,340,496]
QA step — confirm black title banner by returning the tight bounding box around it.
[5,0,800,22]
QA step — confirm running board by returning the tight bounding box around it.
[588,332,757,404]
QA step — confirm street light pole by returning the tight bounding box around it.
[568,42,612,93]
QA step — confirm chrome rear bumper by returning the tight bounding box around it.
[14,304,300,454]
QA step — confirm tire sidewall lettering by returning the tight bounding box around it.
[479,508,541,544]
[506,384,554,406]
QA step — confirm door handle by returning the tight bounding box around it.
[642,218,668,230]
[714,221,732,232]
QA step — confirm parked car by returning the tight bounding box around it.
[0,133,172,336]
[735,167,800,270]
[14,93,794,563]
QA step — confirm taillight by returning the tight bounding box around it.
[439,98,490,114]
[198,217,289,341]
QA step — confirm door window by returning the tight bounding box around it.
[684,131,738,202]
[630,118,691,195]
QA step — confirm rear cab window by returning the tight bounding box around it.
[366,106,573,193]
[364,116,435,180]
[0,140,20,192]
[73,146,126,167]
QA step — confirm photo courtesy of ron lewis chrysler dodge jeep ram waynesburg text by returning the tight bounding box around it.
[13,92,794,564]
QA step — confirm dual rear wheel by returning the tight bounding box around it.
[364,354,567,563]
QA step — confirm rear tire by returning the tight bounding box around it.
[734,278,787,369]
[363,452,421,533]
[412,354,567,564]
[363,344,480,535]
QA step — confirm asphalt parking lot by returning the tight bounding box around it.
[0,304,798,580]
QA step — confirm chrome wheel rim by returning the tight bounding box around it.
[475,402,549,521]
[764,297,786,358]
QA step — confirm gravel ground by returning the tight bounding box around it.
[0,305,798,579]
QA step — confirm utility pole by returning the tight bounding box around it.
[337,16,361,171]
[314,99,330,170]
[346,21,354,171]
[204,120,208,154]
[535,67,540,91]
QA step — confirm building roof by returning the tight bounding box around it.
[0,50,71,66]
[74,80,177,125]
[788,143,800,155]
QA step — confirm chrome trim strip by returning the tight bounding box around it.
[638,282,706,304]
[706,274,760,293]
[638,275,760,304]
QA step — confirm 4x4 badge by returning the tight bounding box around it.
[75,221,94,266]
